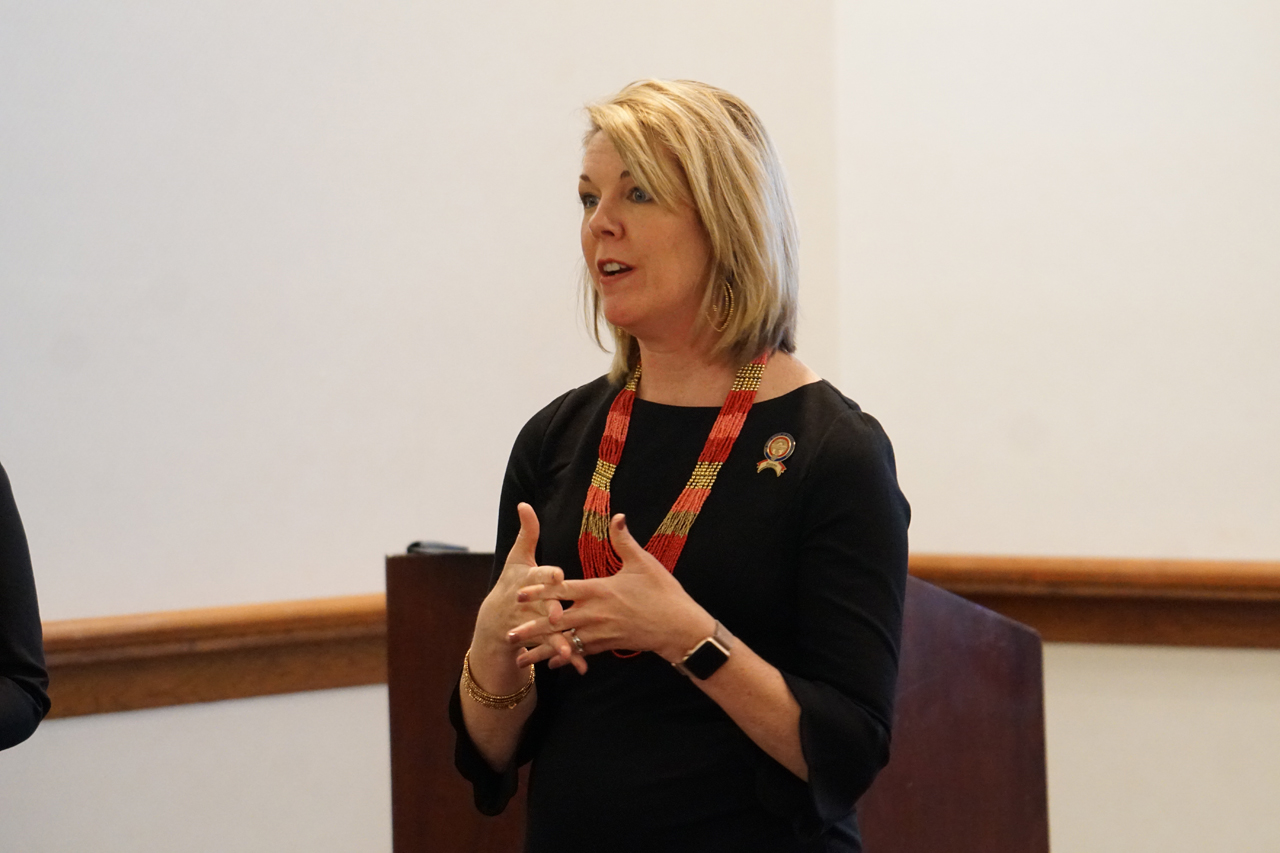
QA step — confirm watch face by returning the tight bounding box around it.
[683,637,730,680]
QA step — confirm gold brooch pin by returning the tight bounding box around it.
[757,432,795,476]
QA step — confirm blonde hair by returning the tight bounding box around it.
[582,79,799,382]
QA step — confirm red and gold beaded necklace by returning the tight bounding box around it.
[578,352,769,579]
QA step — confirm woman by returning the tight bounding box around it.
[450,80,910,852]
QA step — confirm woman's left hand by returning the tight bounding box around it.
[508,513,714,671]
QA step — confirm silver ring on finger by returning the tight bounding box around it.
[567,628,586,655]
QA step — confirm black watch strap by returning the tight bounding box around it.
[673,621,732,680]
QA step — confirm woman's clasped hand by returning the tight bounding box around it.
[507,510,714,672]
[471,502,580,676]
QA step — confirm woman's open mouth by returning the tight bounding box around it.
[599,260,635,278]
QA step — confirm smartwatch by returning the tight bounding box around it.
[673,620,733,680]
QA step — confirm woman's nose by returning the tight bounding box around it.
[588,199,623,239]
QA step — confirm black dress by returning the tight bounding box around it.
[451,376,910,852]
[0,462,50,750]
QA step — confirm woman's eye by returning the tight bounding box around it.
[579,193,599,209]
[629,187,653,203]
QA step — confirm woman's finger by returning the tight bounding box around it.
[507,503,540,566]
[548,651,586,673]
[506,604,591,645]
[515,583,561,604]
[514,632,591,674]
[516,644,575,670]
[550,628,591,674]
[507,618,559,646]
[506,618,543,644]
[515,642,561,667]
[522,565,564,586]
[547,629,583,670]
[506,607,586,645]
[545,599,564,627]
[608,513,653,571]
[563,626,589,656]
[517,577,596,603]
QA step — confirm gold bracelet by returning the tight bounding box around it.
[462,650,535,710]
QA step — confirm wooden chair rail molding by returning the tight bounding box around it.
[40,555,1280,719]
[909,554,1280,649]
[43,594,387,719]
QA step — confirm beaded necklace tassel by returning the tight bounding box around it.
[578,370,640,579]
[577,353,768,580]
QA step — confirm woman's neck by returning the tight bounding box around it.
[633,341,736,407]
[632,342,821,407]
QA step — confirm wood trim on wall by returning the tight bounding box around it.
[909,555,1280,648]
[43,594,387,719]
[40,555,1280,719]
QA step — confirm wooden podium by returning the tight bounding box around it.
[386,553,1049,852]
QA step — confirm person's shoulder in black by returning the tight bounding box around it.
[491,375,617,574]
[0,462,51,750]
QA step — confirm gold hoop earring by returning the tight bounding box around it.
[710,280,735,333]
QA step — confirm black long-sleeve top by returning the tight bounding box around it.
[451,376,910,852]
[0,462,50,749]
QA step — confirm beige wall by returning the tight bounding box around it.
[1045,644,1280,853]
[0,687,391,852]
[0,1,837,850]
[835,0,1280,560]
[1,0,1277,850]
[836,1,1280,850]
[0,0,838,622]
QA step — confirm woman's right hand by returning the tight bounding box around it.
[463,502,578,771]
[469,503,583,689]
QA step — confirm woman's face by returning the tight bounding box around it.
[579,133,712,347]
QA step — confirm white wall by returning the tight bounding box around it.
[0,2,836,851]
[0,686,391,852]
[1,1,1277,851]
[836,0,1280,559]
[1045,644,1280,853]
[836,1,1280,850]
[0,0,838,621]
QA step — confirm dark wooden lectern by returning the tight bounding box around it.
[387,553,1049,853]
